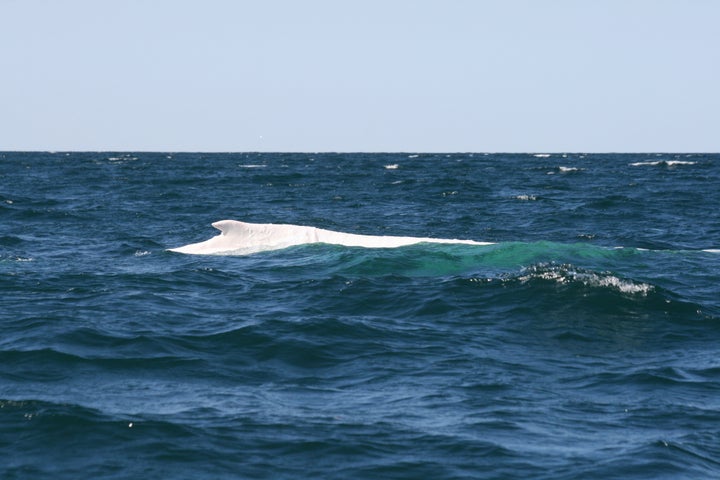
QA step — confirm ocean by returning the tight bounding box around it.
[1,152,719,479]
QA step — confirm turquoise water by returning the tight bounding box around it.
[1,152,719,478]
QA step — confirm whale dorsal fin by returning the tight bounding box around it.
[211,220,244,235]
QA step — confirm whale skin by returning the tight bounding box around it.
[169,220,492,255]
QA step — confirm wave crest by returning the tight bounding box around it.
[513,263,654,295]
[629,160,697,167]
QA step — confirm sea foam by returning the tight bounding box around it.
[516,264,654,295]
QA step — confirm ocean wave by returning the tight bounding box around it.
[488,263,718,326]
[172,221,714,260]
[0,343,196,372]
[0,398,213,476]
[0,234,24,246]
[165,237,718,284]
[629,160,697,167]
[547,166,583,175]
[513,263,653,295]
[0,399,122,438]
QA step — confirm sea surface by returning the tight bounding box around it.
[1,152,719,479]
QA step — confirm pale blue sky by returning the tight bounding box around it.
[1,0,718,152]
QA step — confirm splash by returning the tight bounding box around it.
[515,263,654,295]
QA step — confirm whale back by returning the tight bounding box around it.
[212,220,319,246]
[170,220,491,255]
[169,220,321,254]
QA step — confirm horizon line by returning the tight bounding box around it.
[1,149,717,155]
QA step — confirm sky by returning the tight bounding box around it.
[1,0,718,152]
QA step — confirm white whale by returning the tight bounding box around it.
[169,220,493,255]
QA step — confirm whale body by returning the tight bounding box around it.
[169,220,493,255]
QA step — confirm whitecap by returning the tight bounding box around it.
[534,154,551,158]
[515,194,537,201]
[517,264,653,295]
[558,166,582,173]
[239,164,267,168]
[134,250,151,257]
[629,160,696,167]
[612,246,649,251]
[408,154,419,158]
[384,164,399,170]
[703,249,720,253]
[588,274,654,295]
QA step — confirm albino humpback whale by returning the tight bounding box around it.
[169,220,492,255]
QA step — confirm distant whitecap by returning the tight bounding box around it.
[630,160,696,167]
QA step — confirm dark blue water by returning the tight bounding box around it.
[2,152,719,479]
